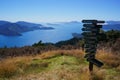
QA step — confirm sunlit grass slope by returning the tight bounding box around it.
[0,49,120,80]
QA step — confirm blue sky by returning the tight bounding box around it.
[0,0,119,22]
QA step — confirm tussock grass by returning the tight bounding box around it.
[0,56,32,78]
[39,49,84,59]
[0,61,17,78]
[97,49,120,68]
[0,49,120,80]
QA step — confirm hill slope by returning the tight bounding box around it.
[0,50,120,80]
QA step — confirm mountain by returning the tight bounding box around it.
[0,21,10,26]
[16,21,42,27]
[103,21,120,30]
[0,21,54,36]
[106,21,120,24]
[0,23,23,36]
[103,24,120,30]
[16,21,54,30]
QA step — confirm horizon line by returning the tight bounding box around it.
[0,19,120,23]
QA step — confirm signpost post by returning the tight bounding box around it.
[82,20,105,72]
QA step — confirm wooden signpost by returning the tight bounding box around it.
[82,20,105,72]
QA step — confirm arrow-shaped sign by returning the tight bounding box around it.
[85,49,96,54]
[84,46,96,50]
[82,20,97,23]
[82,28,99,32]
[83,24,102,28]
[82,32,97,36]
[85,48,96,52]
[82,20,105,24]
[84,42,98,45]
[84,44,97,48]
[84,39,98,43]
[87,58,104,67]
[84,36,98,40]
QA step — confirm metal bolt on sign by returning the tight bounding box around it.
[82,20,105,72]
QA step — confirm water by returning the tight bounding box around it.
[0,23,82,48]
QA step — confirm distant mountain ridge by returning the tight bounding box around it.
[103,24,120,30]
[71,21,120,38]
[47,21,120,30]
[16,21,43,27]
[106,21,120,24]
[0,20,54,36]
[103,21,120,30]
[0,20,120,37]
[0,21,10,26]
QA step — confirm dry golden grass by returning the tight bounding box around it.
[97,49,120,68]
[0,49,120,80]
[0,61,17,78]
[39,49,84,59]
[11,66,90,80]
[0,56,33,78]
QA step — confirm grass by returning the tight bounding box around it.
[0,49,120,80]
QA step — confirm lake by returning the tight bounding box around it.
[0,23,82,48]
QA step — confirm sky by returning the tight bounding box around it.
[0,0,120,22]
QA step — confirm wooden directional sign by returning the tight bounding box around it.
[85,47,97,51]
[84,53,95,58]
[82,20,105,24]
[84,37,97,40]
[82,32,97,36]
[85,49,96,54]
[83,24,102,28]
[83,36,98,43]
[84,36,98,43]
[83,24,96,28]
[85,39,98,42]
[96,25,102,28]
[85,49,96,52]
[85,48,96,53]
[84,39,98,42]
[82,28,99,32]
[84,46,97,50]
[83,34,97,38]
[82,20,104,71]
[84,41,98,44]
[82,20,97,23]
[85,50,96,54]
[87,58,104,67]
[84,44,97,48]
